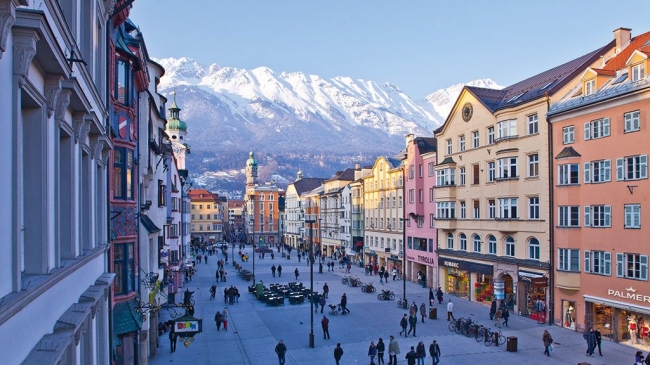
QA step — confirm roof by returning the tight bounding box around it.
[414,137,437,154]
[293,177,326,195]
[437,156,456,166]
[555,146,582,159]
[140,214,161,234]
[188,189,216,201]
[113,300,142,336]
[602,31,650,71]
[325,168,356,183]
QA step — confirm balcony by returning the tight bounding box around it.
[556,271,581,291]
[434,218,457,230]
[434,184,457,200]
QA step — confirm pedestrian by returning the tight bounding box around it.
[446,299,454,321]
[436,287,443,304]
[494,308,502,328]
[399,314,408,336]
[368,341,378,364]
[388,335,400,365]
[340,293,350,314]
[419,303,426,323]
[222,309,228,331]
[644,352,650,365]
[294,268,299,280]
[277,264,282,277]
[404,346,417,365]
[321,315,330,339]
[635,351,645,365]
[489,299,497,320]
[214,310,223,331]
[383,270,389,283]
[595,327,603,356]
[377,338,386,365]
[409,301,417,316]
[271,264,276,277]
[584,328,596,356]
[542,329,553,357]
[408,313,417,337]
[429,288,434,306]
[334,343,344,365]
[319,296,326,313]
[429,340,441,365]
[275,339,287,365]
[392,268,398,281]
[313,293,320,313]
[168,321,177,353]
[204,255,207,264]
[502,307,510,327]
[415,341,426,365]
[323,283,329,299]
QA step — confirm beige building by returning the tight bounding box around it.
[363,156,404,271]
[188,189,225,243]
[321,169,356,257]
[433,42,614,318]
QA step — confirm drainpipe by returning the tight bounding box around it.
[546,92,555,326]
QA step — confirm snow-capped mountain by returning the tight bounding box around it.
[423,79,503,121]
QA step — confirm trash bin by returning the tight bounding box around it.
[506,336,517,352]
[429,307,437,319]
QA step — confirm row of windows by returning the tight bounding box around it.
[562,110,641,144]
[191,214,225,220]
[445,233,540,260]
[366,176,404,189]
[435,154,540,187]
[558,248,648,281]
[557,204,641,228]
[369,195,403,208]
[445,114,539,155]
[191,224,224,231]
[365,236,403,251]
[436,196,540,220]
[557,155,648,185]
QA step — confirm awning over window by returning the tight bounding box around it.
[140,214,161,234]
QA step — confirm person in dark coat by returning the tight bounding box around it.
[429,288,435,306]
[584,328,597,356]
[399,314,408,336]
[321,315,330,339]
[168,321,177,353]
[404,346,417,365]
[490,300,497,320]
[376,338,386,365]
[542,330,553,357]
[275,339,287,365]
[595,327,603,356]
[502,307,510,327]
[214,311,223,331]
[419,303,426,323]
[407,313,417,337]
[340,293,349,314]
[436,287,444,304]
[323,283,329,298]
[429,340,441,365]
[334,343,344,365]
[271,264,276,277]
[415,341,426,365]
[368,341,378,364]
[294,268,299,280]
[277,264,282,276]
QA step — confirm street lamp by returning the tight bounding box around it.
[303,210,316,348]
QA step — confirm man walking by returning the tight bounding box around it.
[447,299,455,321]
[408,313,417,337]
[323,283,329,299]
[168,322,177,353]
[399,314,408,336]
[388,335,400,365]
[404,346,417,365]
[277,264,282,277]
[429,340,441,365]
[294,268,299,281]
[584,328,596,356]
[321,315,330,339]
[275,339,287,365]
[419,303,426,323]
[595,327,603,356]
[340,293,350,314]
[271,264,276,277]
[334,343,344,365]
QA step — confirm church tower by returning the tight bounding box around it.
[245,151,258,191]
[166,92,189,169]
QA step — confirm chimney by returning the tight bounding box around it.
[355,163,360,170]
[613,27,632,52]
[405,133,415,147]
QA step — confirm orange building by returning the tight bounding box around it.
[548,28,650,349]
[244,152,285,246]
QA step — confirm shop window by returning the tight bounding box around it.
[562,300,576,330]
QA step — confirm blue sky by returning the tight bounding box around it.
[131,0,650,99]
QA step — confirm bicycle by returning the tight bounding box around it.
[361,283,376,293]
[484,328,506,346]
[377,289,395,301]
[397,298,409,309]
[341,275,352,285]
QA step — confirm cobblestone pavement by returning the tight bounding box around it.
[149,246,638,365]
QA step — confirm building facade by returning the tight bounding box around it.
[283,171,325,249]
[189,189,225,243]
[320,169,356,258]
[548,28,650,346]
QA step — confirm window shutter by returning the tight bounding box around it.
[634,205,641,228]
[625,113,632,131]
[616,253,624,277]
[641,155,648,179]
[625,205,632,228]
[604,160,611,181]
[634,111,640,130]
[604,252,612,276]
[604,205,611,227]
[642,255,648,281]
[616,158,624,181]
[584,206,591,227]
[584,251,591,273]
[603,118,611,136]
[584,122,591,140]
[584,163,591,183]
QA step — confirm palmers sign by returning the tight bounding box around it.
[607,288,650,303]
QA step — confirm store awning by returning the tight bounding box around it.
[584,295,650,316]
[518,270,544,278]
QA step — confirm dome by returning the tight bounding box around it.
[246,151,258,167]
[167,100,187,131]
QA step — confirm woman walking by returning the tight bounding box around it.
[415,341,426,365]
[376,338,386,365]
[222,309,229,331]
[542,330,553,357]
[368,341,377,364]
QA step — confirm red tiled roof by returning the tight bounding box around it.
[602,31,650,71]
[590,68,617,76]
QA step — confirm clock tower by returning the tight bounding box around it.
[166,91,190,169]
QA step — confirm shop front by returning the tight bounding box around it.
[412,252,436,289]
[517,270,548,322]
[438,257,493,302]
[387,256,403,277]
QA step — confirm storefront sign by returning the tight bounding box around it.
[443,260,459,268]
[607,287,650,303]
[417,255,436,266]
[437,257,492,275]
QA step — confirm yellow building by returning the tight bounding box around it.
[189,189,225,244]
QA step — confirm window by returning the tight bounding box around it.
[497,119,517,140]
[436,168,456,186]
[157,180,167,207]
[445,233,454,249]
[528,114,538,135]
[487,235,497,254]
[436,202,456,219]
[115,59,130,105]
[558,248,580,271]
[584,118,610,140]
[563,126,575,144]
[584,205,611,227]
[113,148,134,200]
[585,79,595,96]
[504,236,515,257]
[459,167,466,186]
[488,200,495,219]
[472,234,481,253]
[446,139,452,154]
[632,63,646,82]
[409,165,414,179]
[459,135,465,152]
[584,250,611,276]
[473,200,480,219]
[616,155,648,181]
[459,201,466,219]
[428,162,435,176]
[584,160,611,183]
[398,196,402,207]
[487,162,495,182]
[558,164,579,185]
[191,214,195,220]
[113,243,135,295]
[459,233,467,251]
[558,206,580,227]
[528,196,540,219]
[487,126,495,144]
[498,198,518,219]
[497,157,518,179]
[418,189,423,203]
[624,204,641,229]
[473,164,480,184]
[624,111,640,133]
[428,188,434,202]
[430,214,435,228]
[472,131,479,148]
[528,238,540,260]
[528,154,539,178]
[617,253,648,280]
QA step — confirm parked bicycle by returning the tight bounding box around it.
[377,289,395,301]
[348,277,362,287]
[484,328,506,346]
[396,298,409,309]
[361,282,376,293]
[341,275,353,285]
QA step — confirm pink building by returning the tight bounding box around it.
[403,134,438,288]
[548,28,650,349]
